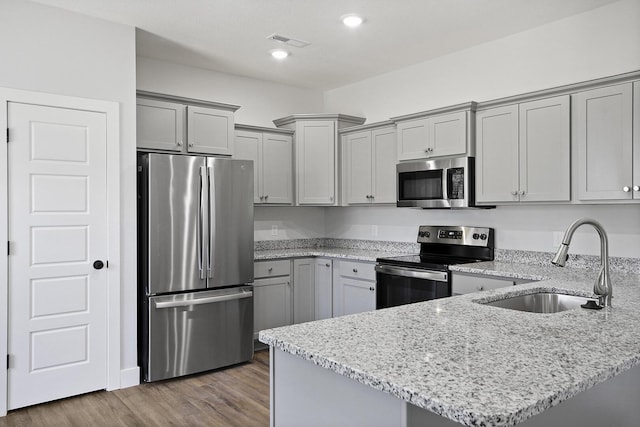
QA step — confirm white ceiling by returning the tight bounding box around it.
[29,0,620,90]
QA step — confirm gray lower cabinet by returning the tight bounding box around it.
[451,271,532,295]
[253,260,292,340]
[314,258,333,320]
[293,257,333,323]
[332,260,376,317]
[293,258,315,324]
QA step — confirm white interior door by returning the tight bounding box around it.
[7,102,108,409]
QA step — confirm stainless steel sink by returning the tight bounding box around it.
[480,292,595,313]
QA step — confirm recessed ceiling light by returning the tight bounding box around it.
[342,14,364,28]
[271,49,289,60]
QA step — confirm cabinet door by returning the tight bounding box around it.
[293,258,315,324]
[519,96,570,202]
[429,111,467,157]
[338,278,376,316]
[371,127,397,203]
[573,83,633,200]
[187,105,234,156]
[345,130,373,204]
[253,277,292,340]
[314,259,333,320]
[396,117,428,161]
[476,105,519,203]
[137,98,185,151]
[262,133,293,204]
[296,121,336,205]
[234,130,262,203]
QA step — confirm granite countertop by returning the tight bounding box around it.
[259,261,640,427]
[254,247,405,262]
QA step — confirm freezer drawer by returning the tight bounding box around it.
[145,286,254,382]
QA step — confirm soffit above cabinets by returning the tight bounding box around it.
[30,0,619,90]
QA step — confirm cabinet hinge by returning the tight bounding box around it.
[7,241,10,256]
[6,128,9,143]
[6,354,9,369]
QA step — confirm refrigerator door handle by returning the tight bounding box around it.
[154,290,253,309]
[198,166,207,280]
[207,165,214,279]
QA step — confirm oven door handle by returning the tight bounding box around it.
[375,265,448,282]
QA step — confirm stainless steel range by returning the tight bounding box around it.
[375,225,494,309]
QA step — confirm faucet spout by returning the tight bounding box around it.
[551,218,612,307]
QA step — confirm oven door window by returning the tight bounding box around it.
[398,170,443,200]
[376,272,450,309]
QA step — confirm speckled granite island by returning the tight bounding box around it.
[259,259,640,427]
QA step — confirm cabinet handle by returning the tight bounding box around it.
[188,142,194,147]
[329,196,334,202]
[369,287,375,291]
[260,195,264,201]
[325,263,330,267]
[177,140,183,146]
[634,185,640,192]
[268,267,273,272]
[511,190,518,196]
[352,268,358,273]
[477,286,485,291]
[518,190,525,196]
[623,186,631,192]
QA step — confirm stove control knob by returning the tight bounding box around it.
[472,233,480,240]
[480,234,487,240]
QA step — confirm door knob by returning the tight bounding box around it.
[93,260,105,270]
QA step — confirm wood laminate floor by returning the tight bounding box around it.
[0,349,270,427]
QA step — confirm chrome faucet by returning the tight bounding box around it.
[551,218,612,307]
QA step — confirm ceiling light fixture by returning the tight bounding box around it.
[271,49,289,60]
[341,14,364,28]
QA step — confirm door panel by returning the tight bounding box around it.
[372,127,397,203]
[234,130,262,203]
[346,131,372,204]
[147,154,206,294]
[262,133,293,204]
[207,158,254,288]
[8,102,108,409]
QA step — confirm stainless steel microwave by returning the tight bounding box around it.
[396,156,477,208]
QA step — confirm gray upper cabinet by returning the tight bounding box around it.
[136,92,239,156]
[476,95,570,204]
[234,125,293,205]
[341,122,397,205]
[572,83,637,201]
[274,114,366,206]
[392,103,475,161]
[137,98,185,152]
[186,105,234,156]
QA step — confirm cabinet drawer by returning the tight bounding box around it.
[451,273,518,295]
[338,260,376,281]
[254,260,291,279]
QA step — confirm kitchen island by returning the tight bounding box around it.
[259,262,640,427]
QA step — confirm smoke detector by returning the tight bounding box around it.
[267,33,311,48]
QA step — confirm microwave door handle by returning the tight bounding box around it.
[442,167,449,200]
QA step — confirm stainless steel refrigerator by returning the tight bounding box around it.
[137,153,254,382]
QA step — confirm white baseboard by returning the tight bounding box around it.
[119,366,140,389]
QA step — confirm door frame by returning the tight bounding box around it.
[0,88,121,416]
